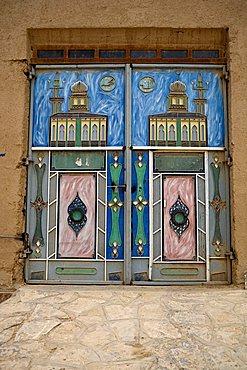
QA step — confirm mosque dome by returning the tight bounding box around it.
[71,81,88,93]
[169,80,186,93]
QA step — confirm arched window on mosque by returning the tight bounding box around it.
[169,124,175,141]
[192,125,198,141]
[69,124,75,141]
[59,124,65,141]
[159,125,165,141]
[92,124,98,140]
[182,125,188,141]
[82,124,89,141]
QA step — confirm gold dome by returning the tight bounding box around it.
[169,80,186,93]
[71,81,88,93]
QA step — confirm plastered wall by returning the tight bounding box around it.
[0,0,246,287]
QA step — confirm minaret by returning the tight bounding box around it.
[192,73,208,115]
[49,73,64,114]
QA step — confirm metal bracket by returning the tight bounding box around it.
[227,156,233,167]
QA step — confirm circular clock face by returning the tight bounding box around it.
[139,76,155,93]
[100,76,116,92]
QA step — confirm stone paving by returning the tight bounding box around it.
[0,285,246,369]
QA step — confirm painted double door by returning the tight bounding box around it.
[26,66,230,284]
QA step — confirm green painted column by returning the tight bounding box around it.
[210,156,226,256]
[75,118,81,146]
[56,118,59,146]
[133,153,148,256]
[31,156,47,258]
[108,154,123,258]
[65,118,68,146]
[176,118,181,146]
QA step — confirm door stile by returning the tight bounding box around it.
[195,174,199,262]
[222,72,232,284]
[96,173,99,260]
[205,151,210,282]
[148,151,153,280]
[104,162,108,281]
[45,150,51,280]
[25,74,35,253]
[124,64,132,284]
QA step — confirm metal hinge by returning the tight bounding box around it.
[21,232,33,259]
[223,66,229,80]
[222,155,233,167]
[225,250,235,260]
[24,65,35,80]
[227,156,233,167]
[224,156,233,167]
[21,157,34,166]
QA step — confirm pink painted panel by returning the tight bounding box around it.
[58,174,95,258]
[163,176,195,260]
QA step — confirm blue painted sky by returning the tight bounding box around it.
[32,68,225,147]
[132,69,225,147]
[32,69,125,146]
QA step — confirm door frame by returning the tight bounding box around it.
[25,63,230,284]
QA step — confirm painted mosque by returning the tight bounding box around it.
[49,78,107,147]
[149,73,208,146]
[49,73,208,147]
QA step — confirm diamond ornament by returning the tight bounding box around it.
[67,193,87,237]
[169,195,190,238]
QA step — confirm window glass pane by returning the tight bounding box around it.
[161,50,188,58]
[99,50,126,58]
[192,50,219,58]
[37,50,64,58]
[68,50,95,58]
[131,50,156,58]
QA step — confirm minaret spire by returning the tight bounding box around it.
[192,73,208,115]
[49,73,64,114]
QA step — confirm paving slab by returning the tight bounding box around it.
[0,285,246,369]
